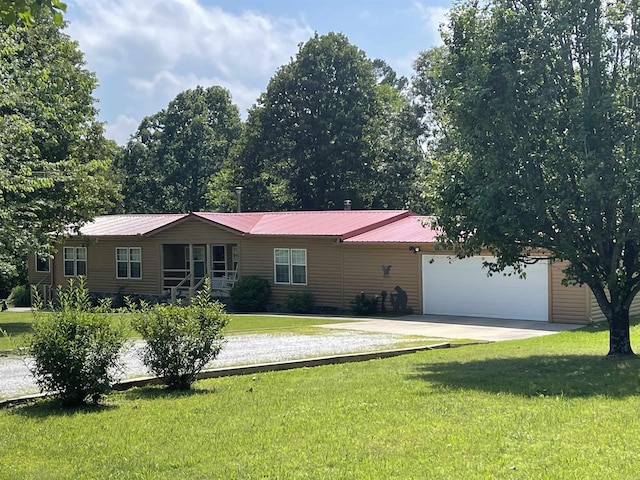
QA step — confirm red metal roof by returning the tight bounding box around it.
[250,210,409,236]
[192,212,264,233]
[75,210,431,241]
[76,214,187,236]
[343,216,439,243]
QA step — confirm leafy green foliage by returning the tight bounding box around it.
[115,86,242,213]
[0,0,66,26]
[8,284,30,307]
[229,275,271,312]
[131,283,229,390]
[351,292,379,315]
[29,278,125,407]
[285,291,315,314]
[225,32,426,212]
[0,19,120,288]
[420,0,640,355]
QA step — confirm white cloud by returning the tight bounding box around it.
[104,115,140,146]
[129,70,261,115]
[65,0,313,144]
[67,0,311,77]
[413,3,449,45]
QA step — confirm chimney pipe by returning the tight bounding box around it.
[235,186,243,213]
[344,199,352,211]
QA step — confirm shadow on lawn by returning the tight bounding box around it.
[0,322,33,336]
[9,398,119,418]
[411,354,640,398]
[119,385,218,402]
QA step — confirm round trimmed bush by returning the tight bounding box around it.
[8,284,31,307]
[131,282,229,390]
[229,275,271,312]
[29,279,125,407]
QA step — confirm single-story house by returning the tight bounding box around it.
[28,209,619,323]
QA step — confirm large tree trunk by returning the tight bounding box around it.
[607,307,634,356]
[591,284,635,356]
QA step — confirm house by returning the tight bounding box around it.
[29,209,615,323]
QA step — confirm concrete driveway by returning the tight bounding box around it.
[320,314,583,342]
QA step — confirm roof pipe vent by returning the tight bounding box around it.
[235,186,243,213]
[344,199,352,211]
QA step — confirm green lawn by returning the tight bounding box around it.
[2,321,640,478]
[0,312,357,351]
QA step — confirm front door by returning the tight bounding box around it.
[192,245,206,279]
[211,245,227,277]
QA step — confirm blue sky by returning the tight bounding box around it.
[64,0,453,145]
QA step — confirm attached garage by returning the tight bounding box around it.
[422,255,549,321]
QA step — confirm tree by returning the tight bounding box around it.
[115,86,242,213]
[420,0,640,355]
[227,32,425,212]
[0,0,66,26]
[0,19,120,287]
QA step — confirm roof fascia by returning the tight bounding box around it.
[140,214,191,237]
[186,212,249,236]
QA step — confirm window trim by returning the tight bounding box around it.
[63,246,87,277]
[273,248,307,286]
[35,254,50,273]
[116,247,142,280]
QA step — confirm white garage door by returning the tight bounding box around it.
[422,256,549,321]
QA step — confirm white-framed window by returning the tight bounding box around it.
[116,247,142,279]
[35,254,50,273]
[64,247,87,277]
[274,248,307,285]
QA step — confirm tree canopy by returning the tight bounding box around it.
[0,19,119,288]
[115,86,242,213]
[0,0,66,26]
[420,0,640,355]
[221,32,426,212]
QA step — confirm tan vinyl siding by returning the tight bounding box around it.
[150,218,240,245]
[629,294,640,319]
[343,244,421,313]
[51,238,161,296]
[589,292,640,322]
[240,237,344,309]
[588,290,640,323]
[587,293,605,322]
[28,253,52,286]
[550,261,590,324]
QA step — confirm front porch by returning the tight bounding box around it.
[162,243,238,302]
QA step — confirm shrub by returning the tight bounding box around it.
[285,291,315,314]
[8,284,31,307]
[351,291,379,315]
[229,275,271,312]
[131,281,229,390]
[29,278,125,407]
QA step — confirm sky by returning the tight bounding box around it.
[63,0,454,146]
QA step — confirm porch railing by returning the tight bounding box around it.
[163,269,237,302]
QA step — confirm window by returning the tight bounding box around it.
[35,254,50,273]
[64,247,87,277]
[274,248,307,285]
[116,247,142,279]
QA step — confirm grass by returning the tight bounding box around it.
[2,322,640,478]
[0,312,359,352]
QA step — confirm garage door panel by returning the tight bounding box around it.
[422,256,548,321]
